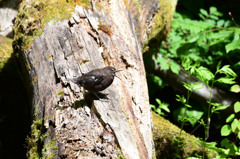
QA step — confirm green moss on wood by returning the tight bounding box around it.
[144,0,177,52]
[13,0,89,50]
[152,112,218,158]
[0,36,13,70]
[42,138,58,159]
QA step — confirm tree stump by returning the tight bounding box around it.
[13,0,177,158]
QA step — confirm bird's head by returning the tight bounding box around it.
[105,66,121,79]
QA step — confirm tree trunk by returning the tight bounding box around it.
[13,0,177,158]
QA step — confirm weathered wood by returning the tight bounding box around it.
[13,0,178,158]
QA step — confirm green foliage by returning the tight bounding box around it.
[173,105,204,127]
[151,98,170,116]
[149,5,240,158]
[219,84,240,156]
[158,6,240,75]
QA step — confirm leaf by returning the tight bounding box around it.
[221,125,232,136]
[183,82,204,92]
[234,102,240,113]
[216,77,236,84]
[160,103,170,113]
[231,119,239,133]
[157,56,170,70]
[200,8,208,17]
[226,114,235,123]
[156,98,161,105]
[209,14,219,20]
[217,19,225,27]
[150,104,156,111]
[225,30,240,53]
[229,144,238,155]
[173,106,203,126]
[210,102,229,113]
[209,6,217,15]
[221,138,231,148]
[176,94,186,104]
[170,60,180,74]
[209,6,223,16]
[230,84,240,93]
[196,66,214,84]
[218,65,237,78]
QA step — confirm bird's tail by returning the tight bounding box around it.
[66,77,81,84]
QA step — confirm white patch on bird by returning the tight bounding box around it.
[90,76,96,80]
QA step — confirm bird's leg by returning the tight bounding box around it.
[92,92,109,101]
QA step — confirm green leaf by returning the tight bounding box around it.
[199,13,205,20]
[230,84,240,93]
[170,60,180,74]
[200,9,208,17]
[183,82,204,92]
[229,144,238,155]
[209,14,218,20]
[216,77,236,84]
[174,106,203,126]
[217,19,225,27]
[221,138,231,148]
[221,125,232,136]
[234,102,240,113]
[209,6,223,17]
[231,119,239,133]
[157,56,170,70]
[209,6,217,15]
[150,104,156,110]
[196,66,214,84]
[176,94,186,104]
[238,120,240,130]
[210,102,229,113]
[225,30,240,53]
[160,103,170,113]
[226,114,235,123]
[217,65,237,78]
[156,98,161,105]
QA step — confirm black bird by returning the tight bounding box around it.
[67,66,121,92]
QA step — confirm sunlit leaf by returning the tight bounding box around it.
[230,84,240,93]
[231,119,239,133]
[221,125,232,136]
[196,66,214,84]
[234,102,240,113]
[226,114,235,123]
[170,60,180,74]
[216,77,236,84]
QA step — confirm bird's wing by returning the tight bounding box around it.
[82,72,106,86]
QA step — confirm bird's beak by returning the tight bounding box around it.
[115,70,122,79]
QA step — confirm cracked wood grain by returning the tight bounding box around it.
[14,0,163,158]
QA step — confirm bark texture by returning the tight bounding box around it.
[13,0,178,158]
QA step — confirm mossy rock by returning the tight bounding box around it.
[152,112,218,158]
[0,35,13,70]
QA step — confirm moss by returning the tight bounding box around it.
[132,0,141,12]
[13,0,89,50]
[56,90,64,97]
[26,117,45,158]
[26,100,57,158]
[116,150,126,159]
[42,138,58,159]
[152,112,218,158]
[143,0,177,52]
[0,36,13,71]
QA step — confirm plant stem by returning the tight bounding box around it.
[180,73,192,136]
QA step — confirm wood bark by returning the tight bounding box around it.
[13,0,177,158]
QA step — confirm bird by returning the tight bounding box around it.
[67,66,121,92]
